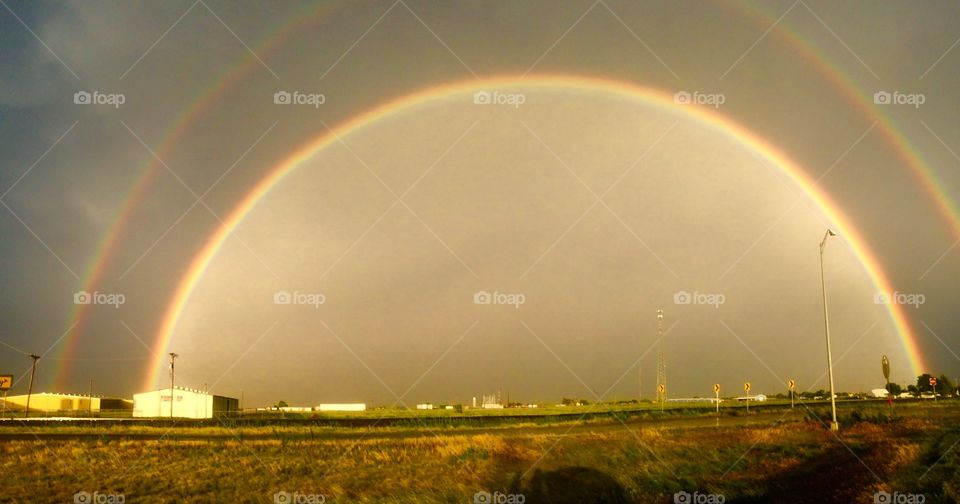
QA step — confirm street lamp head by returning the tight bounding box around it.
[820,229,837,251]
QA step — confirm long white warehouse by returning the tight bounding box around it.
[133,387,238,419]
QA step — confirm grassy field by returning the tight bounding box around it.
[1,401,958,503]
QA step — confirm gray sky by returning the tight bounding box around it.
[1,0,958,407]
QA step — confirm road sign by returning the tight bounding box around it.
[0,375,12,390]
[788,379,796,390]
[744,382,751,392]
[658,383,665,394]
[882,355,890,381]
[714,384,720,416]
[930,377,937,386]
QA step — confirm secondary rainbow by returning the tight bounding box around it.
[145,75,928,390]
[50,1,338,389]
[737,0,960,237]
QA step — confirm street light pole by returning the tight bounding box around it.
[819,229,839,431]
[25,354,40,419]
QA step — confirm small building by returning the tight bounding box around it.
[870,388,890,398]
[1,393,131,414]
[316,403,366,412]
[133,387,238,419]
[416,403,434,410]
[735,394,767,402]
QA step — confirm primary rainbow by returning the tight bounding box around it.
[144,75,928,390]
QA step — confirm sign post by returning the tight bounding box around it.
[0,375,12,419]
[788,379,796,409]
[658,383,665,413]
[714,383,720,416]
[930,377,938,400]
[882,355,892,414]
[744,382,751,413]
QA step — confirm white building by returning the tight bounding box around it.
[870,388,890,398]
[416,403,434,410]
[133,387,238,419]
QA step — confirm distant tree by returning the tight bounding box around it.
[916,374,938,394]
[274,400,288,409]
[937,375,955,394]
[885,383,903,395]
[907,385,919,396]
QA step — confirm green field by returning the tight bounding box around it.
[1,400,958,503]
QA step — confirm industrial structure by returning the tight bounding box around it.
[133,387,238,419]
[316,403,366,412]
[1,392,131,414]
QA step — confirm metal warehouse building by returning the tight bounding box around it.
[1,393,131,414]
[133,387,238,419]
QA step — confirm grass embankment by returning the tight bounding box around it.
[0,402,957,503]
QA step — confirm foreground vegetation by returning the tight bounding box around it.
[1,402,958,503]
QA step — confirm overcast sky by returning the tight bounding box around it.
[1,0,958,407]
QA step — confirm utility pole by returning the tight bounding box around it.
[25,354,40,418]
[638,364,642,402]
[169,352,178,419]
[88,379,93,414]
[656,309,666,409]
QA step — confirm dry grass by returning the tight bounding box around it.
[1,407,957,503]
